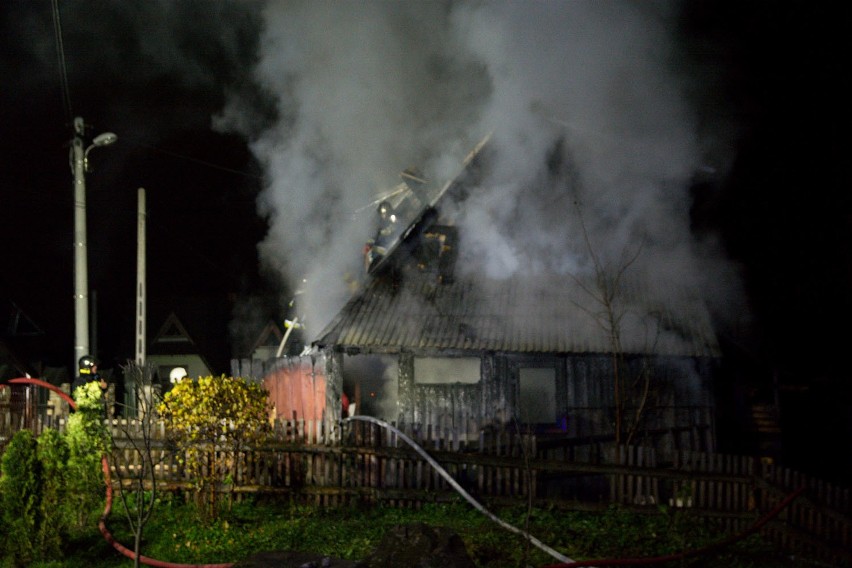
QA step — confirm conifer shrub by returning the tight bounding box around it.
[0,384,110,566]
[0,429,41,566]
[36,428,71,561]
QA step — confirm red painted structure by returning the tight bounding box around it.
[262,358,327,421]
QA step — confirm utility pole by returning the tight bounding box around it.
[71,116,116,369]
[126,187,147,419]
[135,187,146,366]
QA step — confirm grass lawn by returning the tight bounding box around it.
[27,494,803,568]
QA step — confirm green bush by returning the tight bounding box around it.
[66,381,110,527]
[36,429,71,560]
[1,430,42,566]
[0,384,111,566]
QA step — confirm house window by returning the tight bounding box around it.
[343,354,398,421]
[414,357,480,384]
[519,367,557,424]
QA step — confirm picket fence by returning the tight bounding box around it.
[83,417,852,566]
[2,409,849,566]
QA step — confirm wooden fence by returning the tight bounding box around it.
[90,417,852,566]
[2,410,849,565]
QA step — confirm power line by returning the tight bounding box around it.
[124,136,264,180]
[50,0,73,123]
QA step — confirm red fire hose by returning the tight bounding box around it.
[8,377,233,568]
[9,377,806,568]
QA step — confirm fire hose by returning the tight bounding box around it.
[9,378,805,567]
[345,415,806,568]
[9,377,233,568]
[344,414,576,564]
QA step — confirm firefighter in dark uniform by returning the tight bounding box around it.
[71,354,107,398]
[364,200,399,271]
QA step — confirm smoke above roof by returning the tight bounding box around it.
[215,0,745,342]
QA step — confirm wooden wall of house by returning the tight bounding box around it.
[395,352,513,439]
[411,352,711,447]
[563,354,716,433]
[263,350,718,452]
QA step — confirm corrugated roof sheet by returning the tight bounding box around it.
[316,135,718,359]
[316,269,720,358]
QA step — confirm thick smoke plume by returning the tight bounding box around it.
[217,0,743,342]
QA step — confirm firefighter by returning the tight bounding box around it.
[364,200,399,271]
[375,200,398,247]
[71,354,107,397]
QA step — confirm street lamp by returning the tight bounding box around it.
[71,116,116,370]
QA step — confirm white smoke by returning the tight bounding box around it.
[216,0,744,340]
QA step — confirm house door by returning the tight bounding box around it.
[519,366,557,425]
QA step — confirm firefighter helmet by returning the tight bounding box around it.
[169,367,188,384]
[378,200,393,219]
[78,354,97,374]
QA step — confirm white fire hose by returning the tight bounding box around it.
[343,415,574,564]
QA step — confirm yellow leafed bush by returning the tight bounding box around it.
[158,375,271,519]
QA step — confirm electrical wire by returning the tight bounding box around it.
[49,0,259,183]
[123,136,264,180]
[50,0,73,123]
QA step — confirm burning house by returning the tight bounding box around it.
[313,259,719,452]
[237,136,721,455]
[305,143,721,454]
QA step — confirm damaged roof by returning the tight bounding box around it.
[316,134,719,359]
[315,268,720,358]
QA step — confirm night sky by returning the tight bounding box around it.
[1,1,269,370]
[1,2,849,479]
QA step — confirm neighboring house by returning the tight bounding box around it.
[0,338,34,383]
[146,311,216,384]
[2,299,71,445]
[249,320,285,362]
[1,299,47,381]
[144,293,235,385]
[1,298,69,385]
